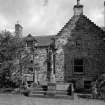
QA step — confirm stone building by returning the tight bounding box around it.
[15,0,105,89]
[21,34,54,84]
[54,0,105,89]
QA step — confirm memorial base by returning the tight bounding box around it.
[47,82,56,96]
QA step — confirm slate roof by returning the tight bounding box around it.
[34,35,55,46]
[23,35,55,47]
[24,34,37,41]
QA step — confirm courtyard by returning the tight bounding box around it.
[0,94,105,105]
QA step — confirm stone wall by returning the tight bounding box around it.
[55,48,64,82]
[34,48,47,83]
[55,16,79,82]
[55,15,105,88]
[64,15,105,84]
[54,16,80,82]
[21,47,48,83]
[55,38,67,82]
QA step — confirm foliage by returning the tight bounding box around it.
[0,31,24,88]
[92,73,105,99]
[0,31,40,88]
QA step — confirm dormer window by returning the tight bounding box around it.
[25,34,37,48]
[26,40,33,47]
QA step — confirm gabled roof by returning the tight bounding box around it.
[23,35,55,47]
[24,34,37,42]
[57,14,105,39]
[56,15,80,37]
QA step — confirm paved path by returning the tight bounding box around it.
[0,94,105,105]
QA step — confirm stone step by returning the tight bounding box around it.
[31,90,69,96]
[31,91,47,94]
[56,90,68,95]
[32,88,43,91]
[30,94,73,99]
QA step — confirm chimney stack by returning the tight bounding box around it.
[15,21,23,38]
[73,0,83,16]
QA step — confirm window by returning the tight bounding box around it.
[76,40,81,48]
[73,58,84,73]
[27,41,33,47]
[28,67,33,74]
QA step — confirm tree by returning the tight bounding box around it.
[0,31,24,88]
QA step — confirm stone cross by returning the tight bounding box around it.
[77,0,80,6]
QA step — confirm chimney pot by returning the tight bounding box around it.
[74,0,83,16]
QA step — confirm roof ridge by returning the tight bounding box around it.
[77,15,105,38]
[81,15,104,32]
[57,16,74,36]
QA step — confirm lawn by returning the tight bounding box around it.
[0,94,104,105]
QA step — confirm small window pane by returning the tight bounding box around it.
[74,59,83,65]
[74,58,84,73]
[74,66,83,72]
[27,41,33,47]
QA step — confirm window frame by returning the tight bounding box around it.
[26,40,34,48]
[73,58,84,74]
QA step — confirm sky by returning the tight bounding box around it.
[0,0,105,36]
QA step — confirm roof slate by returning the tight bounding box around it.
[34,35,55,46]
